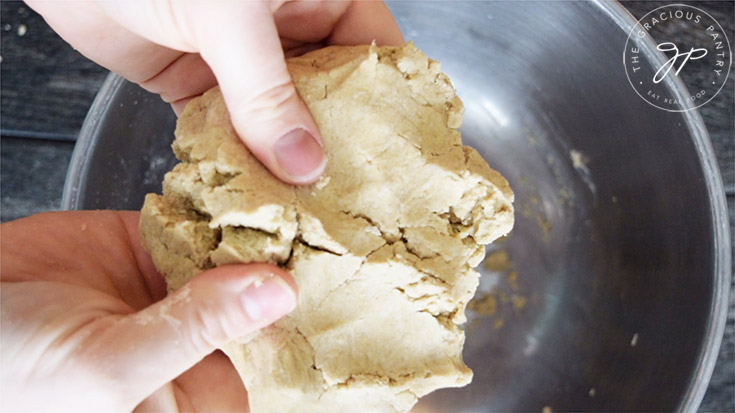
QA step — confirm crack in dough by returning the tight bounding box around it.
[139,43,514,412]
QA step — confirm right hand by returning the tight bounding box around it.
[27,0,404,184]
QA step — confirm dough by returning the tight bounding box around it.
[139,43,514,412]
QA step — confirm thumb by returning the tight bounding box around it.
[96,263,296,408]
[194,2,327,184]
[93,1,327,185]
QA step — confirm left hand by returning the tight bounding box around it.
[1,211,297,412]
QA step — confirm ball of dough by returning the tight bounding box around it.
[139,43,514,413]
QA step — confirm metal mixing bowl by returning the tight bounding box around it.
[62,1,731,411]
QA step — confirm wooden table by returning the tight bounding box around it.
[1,1,732,411]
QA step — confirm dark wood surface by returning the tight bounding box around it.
[0,2,107,140]
[1,1,732,411]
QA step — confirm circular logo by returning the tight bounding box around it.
[624,4,731,112]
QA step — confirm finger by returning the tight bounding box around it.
[328,0,405,46]
[283,41,326,58]
[192,2,326,184]
[171,97,197,116]
[133,383,179,412]
[274,1,352,43]
[26,0,185,84]
[0,211,167,308]
[88,264,297,409]
[71,1,326,184]
[138,53,218,116]
[135,352,247,412]
[173,351,249,411]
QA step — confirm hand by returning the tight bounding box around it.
[26,0,404,184]
[0,211,297,412]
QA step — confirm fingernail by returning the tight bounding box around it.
[274,128,326,180]
[241,276,296,321]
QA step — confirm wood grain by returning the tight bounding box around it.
[0,1,108,140]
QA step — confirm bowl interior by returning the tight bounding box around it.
[64,2,726,411]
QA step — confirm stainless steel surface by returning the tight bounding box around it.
[62,1,731,411]
[63,75,178,210]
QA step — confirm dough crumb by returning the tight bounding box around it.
[140,43,514,412]
[468,292,498,316]
[314,175,331,190]
[483,250,511,272]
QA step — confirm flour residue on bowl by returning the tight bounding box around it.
[569,148,597,200]
[468,246,528,331]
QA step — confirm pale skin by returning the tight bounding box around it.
[27,0,403,183]
[1,1,403,411]
[2,211,289,412]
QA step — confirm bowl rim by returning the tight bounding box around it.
[594,1,732,411]
[62,73,126,212]
[62,2,732,411]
